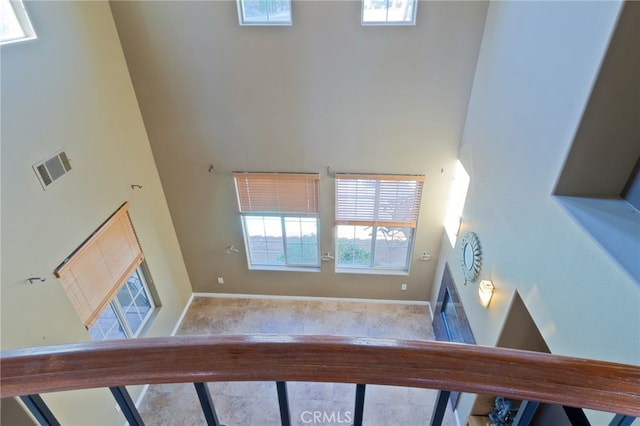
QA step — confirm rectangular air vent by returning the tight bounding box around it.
[33,151,72,189]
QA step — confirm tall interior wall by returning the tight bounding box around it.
[1,2,193,424]
[430,1,639,422]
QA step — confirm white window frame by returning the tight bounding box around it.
[336,224,415,273]
[362,0,417,26]
[233,172,321,272]
[237,0,292,26]
[88,265,156,340]
[241,213,320,270]
[335,174,424,274]
[0,0,36,45]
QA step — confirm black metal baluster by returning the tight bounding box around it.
[110,386,144,426]
[512,400,539,426]
[430,390,450,426]
[352,384,366,426]
[194,382,223,426]
[20,394,60,426]
[276,381,291,426]
[609,414,636,426]
[562,406,590,426]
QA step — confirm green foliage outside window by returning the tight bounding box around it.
[337,241,371,265]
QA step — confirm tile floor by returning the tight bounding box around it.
[138,296,457,426]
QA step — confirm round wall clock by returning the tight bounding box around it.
[460,232,481,283]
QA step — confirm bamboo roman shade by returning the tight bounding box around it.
[335,174,425,228]
[55,202,143,328]
[232,172,320,214]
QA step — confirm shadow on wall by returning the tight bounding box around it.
[553,2,640,285]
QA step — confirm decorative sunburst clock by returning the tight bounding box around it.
[460,232,481,284]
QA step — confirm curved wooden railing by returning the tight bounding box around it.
[1,335,639,423]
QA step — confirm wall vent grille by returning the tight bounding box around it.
[33,151,72,189]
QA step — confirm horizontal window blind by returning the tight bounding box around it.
[232,172,320,214]
[55,202,143,328]
[335,173,425,228]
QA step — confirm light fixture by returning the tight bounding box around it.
[478,279,494,308]
[225,245,240,254]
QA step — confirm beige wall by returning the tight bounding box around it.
[429,1,639,422]
[109,0,489,302]
[0,1,192,424]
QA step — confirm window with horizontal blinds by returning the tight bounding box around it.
[232,172,320,214]
[54,202,144,328]
[232,172,321,269]
[335,174,425,228]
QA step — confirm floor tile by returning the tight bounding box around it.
[138,297,457,425]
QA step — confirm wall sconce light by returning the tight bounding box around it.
[225,245,240,254]
[478,279,494,308]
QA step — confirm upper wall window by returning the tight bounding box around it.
[335,174,424,273]
[0,0,36,45]
[362,0,417,25]
[237,0,292,26]
[233,172,320,270]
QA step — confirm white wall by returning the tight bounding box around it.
[429,0,639,422]
[1,2,192,424]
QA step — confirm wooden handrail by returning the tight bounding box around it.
[1,335,639,417]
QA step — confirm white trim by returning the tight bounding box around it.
[236,0,292,26]
[171,293,195,336]
[335,266,410,276]
[361,0,417,26]
[453,408,462,426]
[191,292,429,306]
[427,301,434,320]
[241,214,321,271]
[134,384,150,410]
[129,293,194,423]
[248,264,321,273]
[0,0,37,45]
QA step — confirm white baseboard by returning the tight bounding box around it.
[170,293,195,337]
[454,408,462,426]
[191,292,430,307]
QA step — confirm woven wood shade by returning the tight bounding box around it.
[232,172,320,214]
[55,202,143,328]
[335,173,425,228]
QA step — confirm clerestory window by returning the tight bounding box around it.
[362,0,417,25]
[233,172,320,270]
[237,0,292,26]
[335,174,424,273]
[0,0,36,45]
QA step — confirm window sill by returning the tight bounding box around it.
[135,307,160,338]
[248,265,321,273]
[335,267,410,276]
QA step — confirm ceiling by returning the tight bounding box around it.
[108,0,490,298]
